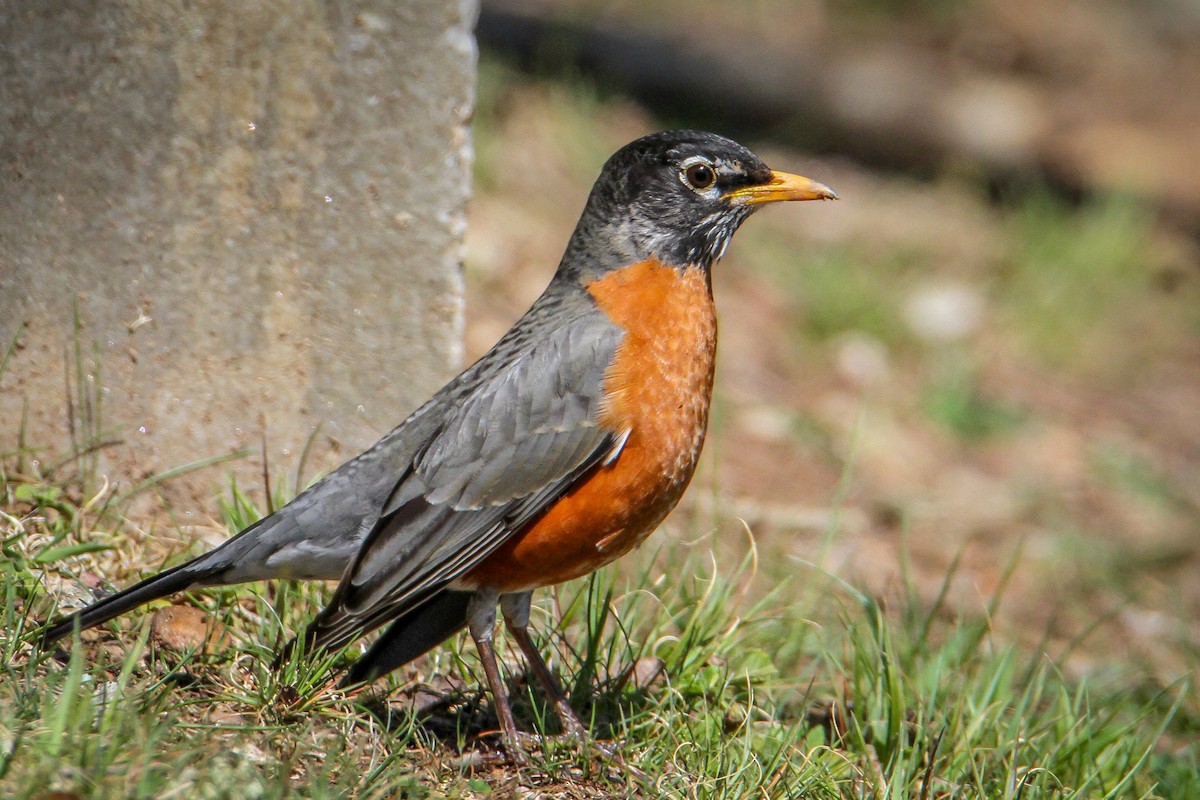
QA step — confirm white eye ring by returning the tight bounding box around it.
[679,157,718,192]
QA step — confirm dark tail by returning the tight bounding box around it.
[340,590,472,687]
[40,560,220,646]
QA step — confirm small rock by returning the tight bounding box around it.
[903,282,984,342]
[232,742,271,765]
[92,680,121,709]
[150,605,227,653]
[354,11,390,33]
[940,77,1045,167]
[834,331,890,387]
[211,710,252,726]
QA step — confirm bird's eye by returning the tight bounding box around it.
[683,162,716,190]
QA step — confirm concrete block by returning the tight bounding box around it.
[0,1,478,503]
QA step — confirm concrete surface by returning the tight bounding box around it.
[0,1,477,503]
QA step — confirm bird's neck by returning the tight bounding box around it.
[556,216,722,287]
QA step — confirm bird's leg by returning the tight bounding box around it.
[467,589,526,764]
[499,592,644,784]
[500,591,587,740]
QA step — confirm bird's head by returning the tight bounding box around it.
[561,130,837,279]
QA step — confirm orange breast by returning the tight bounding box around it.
[464,259,718,593]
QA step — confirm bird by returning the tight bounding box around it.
[294,130,835,755]
[43,130,835,759]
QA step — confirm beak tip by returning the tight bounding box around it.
[809,180,839,202]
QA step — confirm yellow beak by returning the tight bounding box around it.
[723,170,838,206]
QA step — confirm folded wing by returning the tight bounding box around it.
[305,303,626,652]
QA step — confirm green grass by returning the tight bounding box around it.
[995,193,1171,373]
[4,316,1193,797]
[1091,442,1199,519]
[2,464,1194,798]
[738,231,914,348]
[922,360,1026,441]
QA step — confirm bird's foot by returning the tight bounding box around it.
[448,730,536,770]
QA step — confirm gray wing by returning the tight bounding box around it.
[218,409,444,582]
[306,301,626,652]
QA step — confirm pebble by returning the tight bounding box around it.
[150,605,227,653]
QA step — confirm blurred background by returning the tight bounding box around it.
[465,0,1199,726]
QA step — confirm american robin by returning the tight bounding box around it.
[296,130,834,755]
[43,130,835,757]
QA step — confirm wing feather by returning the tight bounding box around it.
[304,298,625,654]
